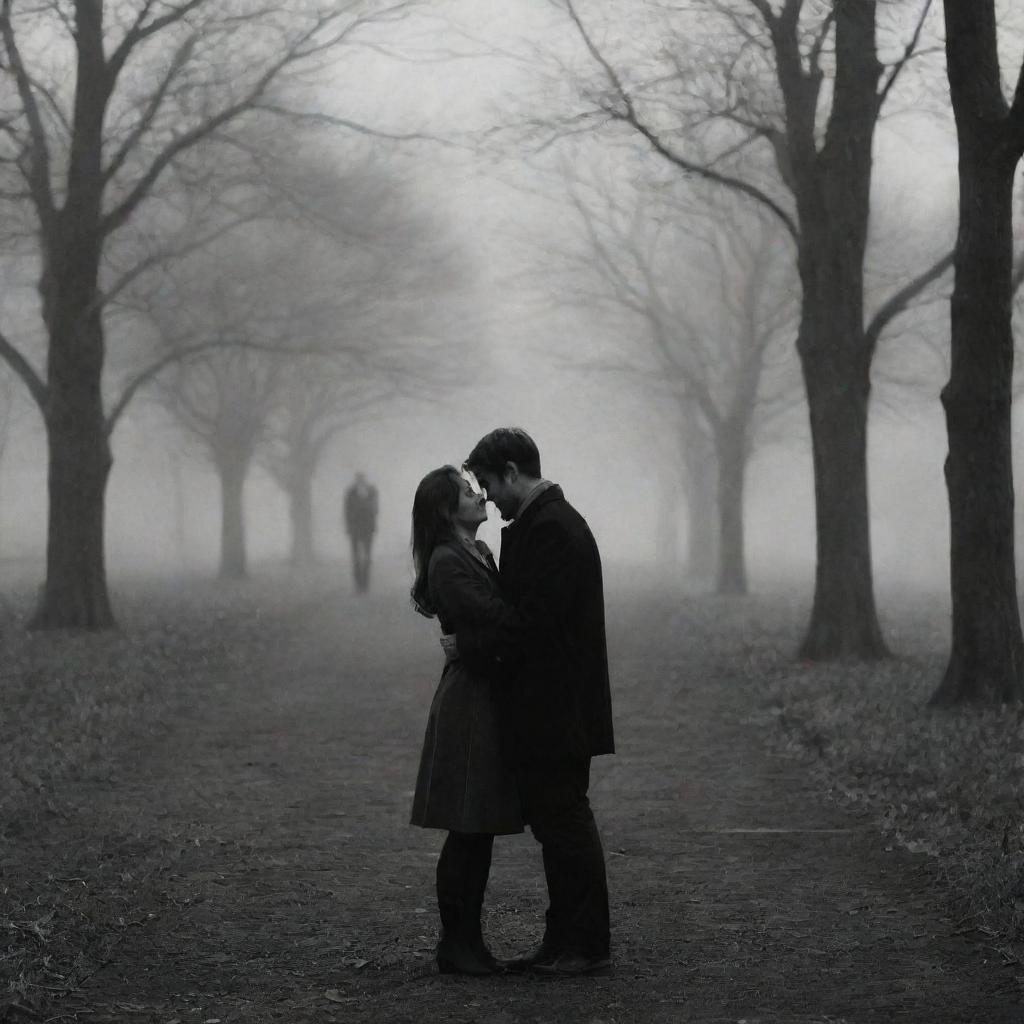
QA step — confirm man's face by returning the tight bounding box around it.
[472,467,518,520]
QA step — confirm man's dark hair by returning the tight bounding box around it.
[465,427,542,478]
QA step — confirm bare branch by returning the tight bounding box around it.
[0,326,47,410]
[864,249,954,358]
[877,0,936,113]
[106,333,335,435]
[106,339,225,434]
[97,210,264,315]
[252,103,453,145]
[562,0,800,241]
[0,0,56,228]
[106,0,207,86]
[103,34,198,187]
[743,0,779,28]
[100,9,360,237]
[807,6,836,78]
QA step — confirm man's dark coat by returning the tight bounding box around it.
[344,484,378,538]
[460,485,614,766]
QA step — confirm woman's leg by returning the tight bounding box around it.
[435,831,496,974]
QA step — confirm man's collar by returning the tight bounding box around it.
[515,479,554,518]
[507,481,560,526]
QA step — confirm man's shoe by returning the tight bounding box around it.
[503,941,557,973]
[530,950,612,976]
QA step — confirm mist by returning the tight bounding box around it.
[0,0,997,608]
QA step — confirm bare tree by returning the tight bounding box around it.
[562,172,801,594]
[165,348,282,580]
[259,362,390,569]
[151,139,467,577]
[930,1,1024,705]
[540,0,951,655]
[0,0,420,627]
[150,222,355,579]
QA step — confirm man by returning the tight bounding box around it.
[460,427,614,976]
[343,472,378,593]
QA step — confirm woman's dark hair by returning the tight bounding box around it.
[410,466,461,617]
[465,427,541,479]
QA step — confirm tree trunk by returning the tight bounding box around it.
[715,425,748,595]
[217,458,249,580]
[796,314,885,659]
[31,254,115,629]
[795,227,887,659]
[773,0,886,659]
[932,11,1024,702]
[288,464,317,569]
[32,395,114,629]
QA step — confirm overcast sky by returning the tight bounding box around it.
[0,1,1002,593]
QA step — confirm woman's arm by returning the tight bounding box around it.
[429,550,524,671]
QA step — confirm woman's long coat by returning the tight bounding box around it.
[409,541,524,835]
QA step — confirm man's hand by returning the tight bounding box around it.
[439,633,459,664]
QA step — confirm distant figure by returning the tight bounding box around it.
[344,472,378,593]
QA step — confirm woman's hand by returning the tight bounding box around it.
[439,633,459,663]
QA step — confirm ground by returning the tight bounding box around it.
[1,570,1020,1023]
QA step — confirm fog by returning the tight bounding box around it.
[0,0,999,605]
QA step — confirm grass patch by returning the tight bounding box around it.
[734,591,1024,957]
[0,570,337,1020]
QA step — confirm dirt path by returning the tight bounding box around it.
[12,580,1020,1023]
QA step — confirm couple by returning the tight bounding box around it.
[409,428,615,977]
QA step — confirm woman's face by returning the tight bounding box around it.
[452,473,487,530]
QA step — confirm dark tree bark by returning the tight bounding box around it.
[783,0,888,658]
[26,2,114,629]
[931,0,1024,704]
[34,389,114,628]
[795,239,885,658]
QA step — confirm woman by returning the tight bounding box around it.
[409,466,523,976]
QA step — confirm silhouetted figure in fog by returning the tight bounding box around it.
[343,472,378,593]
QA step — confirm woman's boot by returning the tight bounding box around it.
[435,832,499,975]
[435,898,496,975]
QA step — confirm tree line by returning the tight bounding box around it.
[517,0,1024,705]
[2,1,1024,709]
[0,0,452,621]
